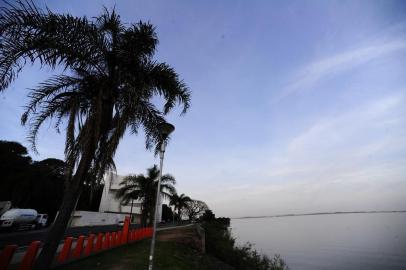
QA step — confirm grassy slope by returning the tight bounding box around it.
[56,239,234,270]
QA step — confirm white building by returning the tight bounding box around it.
[98,172,163,224]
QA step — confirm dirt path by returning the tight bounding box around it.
[157,225,204,252]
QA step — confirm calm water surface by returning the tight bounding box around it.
[231,213,406,270]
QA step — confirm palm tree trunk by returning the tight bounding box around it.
[89,186,93,209]
[34,101,102,270]
[33,145,95,270]
[129,199,134,224]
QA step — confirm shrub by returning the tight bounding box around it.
[202,218,288,270]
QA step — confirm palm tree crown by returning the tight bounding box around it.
[169,193,192,220]
[0,1,191,181]
[115,165,176,226]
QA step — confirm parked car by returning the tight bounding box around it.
[0,209,48,232]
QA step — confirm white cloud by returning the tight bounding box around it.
[276,40,406,101]
[187,93,406,217]
[287,94,404,154]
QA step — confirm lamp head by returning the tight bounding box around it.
[157,122,175,140]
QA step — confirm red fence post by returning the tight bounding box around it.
[84,234,95,256]
[103,232,110,249]
[111,232,116,247]
[57,237,73,263]
[72,235,85,259]
[130,230,135,242]
[0,245,17,270]
[121,216,130,244]
[117,231,122,245]
[94,233,103,252]
[18,241,41,270]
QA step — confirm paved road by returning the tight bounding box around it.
[0,224,141,249]
[156,223,194,231]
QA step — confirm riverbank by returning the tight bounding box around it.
[56,220,289,270]
[56,225,233,270]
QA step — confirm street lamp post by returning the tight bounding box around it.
[148,122,175,270]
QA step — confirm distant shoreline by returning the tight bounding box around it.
[232,210,406,220]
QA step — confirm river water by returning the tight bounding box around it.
[231,213,406,270]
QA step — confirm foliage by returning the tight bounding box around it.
[202,213,289,270]
[161,204,174,222]
[76,183,104,212]
[200,209,216,222]
[183,199,209,221]
[0,140,32,204]
[0,141,64,221]
[115,165,176,226]
[0,140,103,220]
[169,193,191,221]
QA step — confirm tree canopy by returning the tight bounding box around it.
[0,140,64,221]
[183,199,209,221]
[169,193,192,221]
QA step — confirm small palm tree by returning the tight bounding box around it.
[169,193,192,222]
[115,165,176,227]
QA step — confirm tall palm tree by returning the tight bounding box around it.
[169,193,192,221]
[115,165,176,227]
[0,2,190,269]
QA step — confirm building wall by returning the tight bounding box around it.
[98,172,162,223]
[70,210,131,227]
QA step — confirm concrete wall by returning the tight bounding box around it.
[70,210,129,227]
[99,172,143,215]
[98,172,164,223]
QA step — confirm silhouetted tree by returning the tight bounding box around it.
[26,158,65,221]
[0,2,190,268]
[200,209,216,222]
[0,140,32,204]
[76,182,104,212]
[183,200,209,221]
[161,204,174,222]
[0,141,66,221]
[115,165,176,226]
[169,193,192,221]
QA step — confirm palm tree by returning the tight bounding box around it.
[169,193,192,222]
[115,165,176,227]
[0,2,190,269]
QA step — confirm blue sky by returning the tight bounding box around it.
[1,0,406,217]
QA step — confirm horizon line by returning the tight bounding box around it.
[231,210,406,220]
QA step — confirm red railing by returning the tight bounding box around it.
[0,216,153,270]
